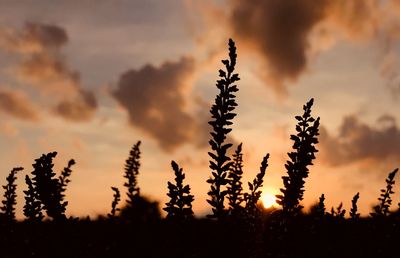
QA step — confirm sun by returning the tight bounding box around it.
[261,192,277,209]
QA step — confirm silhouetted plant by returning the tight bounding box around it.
[117,142,162,222]
[1,167,23,221]
[244,154,269,219]
[276,98,320,217]
[163,161,194,220]
[124,141,141,205]
[329,203,346,219]
[350,192,360,220]
[371,168,398,217]
[207,38,240,219]
[109,187,121,219]
[227,143,244,217]
[310,193,326,219]
[58,159,75,206]
[23,175,44,221]
[30,152,67,220]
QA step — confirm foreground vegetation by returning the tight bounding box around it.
[0,39,399,258]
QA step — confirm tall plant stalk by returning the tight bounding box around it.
[276,99,320,217]
[207,38,240,219]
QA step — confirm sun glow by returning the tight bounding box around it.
[261,192,277,208]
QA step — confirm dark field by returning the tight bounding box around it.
[1,214,400,258]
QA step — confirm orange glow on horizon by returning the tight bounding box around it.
[261,192,277,209]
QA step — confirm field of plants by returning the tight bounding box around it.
[0,39,399,258]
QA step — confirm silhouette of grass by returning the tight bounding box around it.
[371,168,398,217]
[58,159,75,206]
[0,38,400,258]
[350,192,360,220]
[23,175,44,221]
[244,154,269,221]
[108,187,120,219]
[227,143,245,217]
[207,38,240,219]
[29,152,69,221]
[328,202,346,220]
[309,193,326,219]
[1,167,23,221]
[117,142,161,222]
[163,161,194,220]
[124,141,141,203]
[276,98,320,218]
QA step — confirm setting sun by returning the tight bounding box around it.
[261,192,277,208]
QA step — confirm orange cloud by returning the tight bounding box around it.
[0,22,68,54]
[0,22,97,122]
[0,89,39,121]
[17,52,79,97]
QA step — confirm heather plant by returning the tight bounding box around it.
[276,98,320,217]
[227,143,244,217]
[207,38,240,219]
[371,168,398,217]
[244,154,269,219]
[310,193,326,219]
[1,167,23,221]
[58,159,75,206]
[163,161,194,220]
[109,187,121,219]
[124,141,141,204]
[329,203,346,219]
[117,142,162,222]
[30,152,67,220]
[23,175,44,221]
[350,192,360,220]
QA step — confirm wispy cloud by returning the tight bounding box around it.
[0,89,39,121]
[320,114,400,166]
[0,22,97,121]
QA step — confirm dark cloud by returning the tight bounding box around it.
[113,57,197,151]
[0,89,39,121]
[0,22,97,121]
[230,0,327,94]
[320,115,400,166]
[0,22,68,53]
[228,0,379,94]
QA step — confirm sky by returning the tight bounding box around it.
[0,0,400,219]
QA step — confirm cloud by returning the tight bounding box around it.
[227,0,381,95]
[320,115,400,166]
[0,89,39,121]
[55,89,97,122]
[17,52,80,97]
[0,22,68,53]
[230,0,327,94]
[0,22,97,121]
[112,57,197,151]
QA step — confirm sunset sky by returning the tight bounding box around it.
[0,0,400,218]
